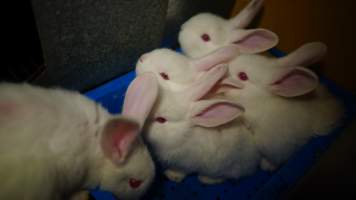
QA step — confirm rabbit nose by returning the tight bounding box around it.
[129,178,142,189]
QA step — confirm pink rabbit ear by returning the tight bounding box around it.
[278,42,328,67]
[186,64,228,101]
[100,117,140,164]
[230,29,279,54]
[122,73,159,128]
[190,45,240,72]
[230,0,264,28]
[269,67,319,97]
[190,100,245,127]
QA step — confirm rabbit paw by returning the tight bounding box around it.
[260,158,277,171]
[164,169,186,182]
[198,176,224,184]
[70,190,91,200]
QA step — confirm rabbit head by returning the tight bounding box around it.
[178,0,278,58]
[0,73,158,200]
[96,73,159,200]
[136,45,240,90]
[220,42,327,99]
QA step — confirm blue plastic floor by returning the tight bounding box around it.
[85,49,356,200]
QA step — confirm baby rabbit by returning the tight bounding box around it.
[178,0,279,58]
[143,65,261,184]
[218,42,344,170]
[0,73,158,200]
[137,28,278,91]
[136,45,240,91]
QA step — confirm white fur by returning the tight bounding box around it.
[135,45,240,92]
[0,83,155,200]
[145,94,260,180]
[179,13,232,58]
[219,44,344,168]
[178,0,270,58]
[140,66,261,182]
[135,37,264,183]
[178,9,341,169]
[136,48,198,90]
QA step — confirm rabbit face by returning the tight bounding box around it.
[178,0,275,58]
[136,49,197,87]
[99,137,155,200]
[222,43,327,99]
[179,13,232,58]
[136,46,241,91]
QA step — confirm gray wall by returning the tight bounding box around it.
[31,0,168,91]
[26,0,235,91]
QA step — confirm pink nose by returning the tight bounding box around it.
[129,178,142,189]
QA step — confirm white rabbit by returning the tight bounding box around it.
[143,65,261,184]
[216,42,344,170]
[135,31,276,185]
[137,28,278,91]
[0,73,158,200]
[136,44,240,91]
[178,0,279,58]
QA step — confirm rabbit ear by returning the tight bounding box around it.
[100,117,140,164]
[230,29,279,54]
[190,100,245,127]
[278,42,327,67]
[190,45,240,71]
[186,64,228,101]
[269,67,319,97]
[122,73,158,128]
[230,0,264,28]
[102,73,158,164]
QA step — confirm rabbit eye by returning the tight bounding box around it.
[159,72,170,80]
[129,178,142,189]
[201,33,211,42]
[238,72,249,81]
[155,117,167,123]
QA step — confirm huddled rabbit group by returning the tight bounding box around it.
[0,0,344,199]
[136,0,344,185]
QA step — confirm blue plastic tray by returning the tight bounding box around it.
[85,49,356,200]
